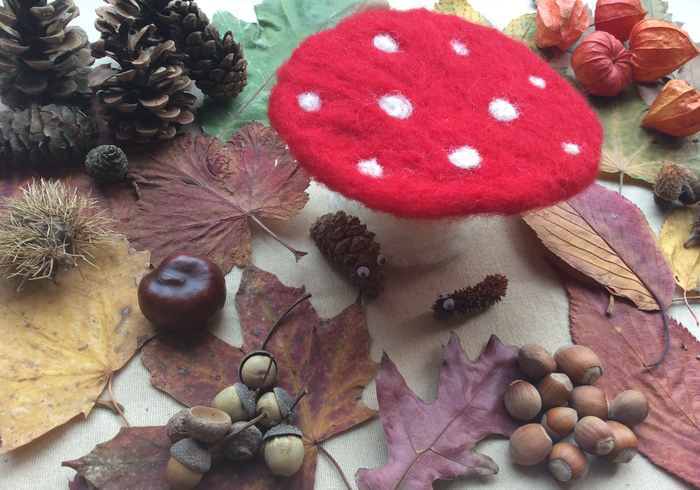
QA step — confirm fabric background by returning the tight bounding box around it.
[1,1,698,489]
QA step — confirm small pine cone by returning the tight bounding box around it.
[311,211,387,298]
[654,162,700,204]
[432,274,508,319]
[0,103,99,175]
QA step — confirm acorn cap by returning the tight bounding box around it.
[166,409,190,444]
[221,421,263,460]
[169,438,212,473]
[185,406,231,442]
[273,386,296,421]
[263,424,303,441]
[235,381,259,419]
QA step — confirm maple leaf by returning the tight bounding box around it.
[355,334,523,490]
[0,235,155,454]
[563,270,700,488]
[523,183,675,312]
[114,123,310,272]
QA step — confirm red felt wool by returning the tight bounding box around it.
[268,9,603,219]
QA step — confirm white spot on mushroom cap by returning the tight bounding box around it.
[562,142,580,155]
[379,94,413,119]
[448,146,481,170]
[451,40,468,56]
[298,92,321,112]
[357,158,384,177]
[489,98,519,122]
[373,34,399,53]
[529,76,546,88]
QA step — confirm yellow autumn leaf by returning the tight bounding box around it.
[434,0,492,27]
[660,204,700,291]
[0,235,154,454]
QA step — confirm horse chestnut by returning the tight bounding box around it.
[138,253,226,331]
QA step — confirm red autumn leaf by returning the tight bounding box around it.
[563,270,700,488]
[535,0,590,50]
[114,122,310,273]
[355,334,523,490]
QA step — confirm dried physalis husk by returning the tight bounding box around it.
[535,0,590,51]
[629,19,700,82]
[594,0,647,42]
[641,80,700,137]
[571,31,633,97]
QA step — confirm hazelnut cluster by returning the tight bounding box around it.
[506,344,649,483]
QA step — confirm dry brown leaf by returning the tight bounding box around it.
[0,235,155,454]
[660,204,700,291]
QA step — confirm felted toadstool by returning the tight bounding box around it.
[268,9,603,266]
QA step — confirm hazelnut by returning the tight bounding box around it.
[509,423,553,465]
[554,345,602,385]
[211,382,258,422]
[547,442,589,482]
[518,344,557,379]
[541,406,578,440]
[537,372,573,409]
[239,350,278,390]
[166,409,190,444]
[568,385,609,420]
[574,416,615,455]
[221,421,263,461]
[609,390,649,427]
[257,387,296,427]
[606,421,639,463]
[185,406,231,443]
[167,438,211,490]
[504,380,542,421]
[263,425,305,477]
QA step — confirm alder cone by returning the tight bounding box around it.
[594,0,647,42]
[629,19,700,82]
[571,31,633,97]
[535,0,590,51]
[642,79,700,137]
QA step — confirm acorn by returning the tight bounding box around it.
[166,409,190,444]
[518,344,557,379]
[547,442,589,482]
[554,345,602,385]
[263,425,305,477]
[605,421,639,463]
[257,386,296,427]
[239,350,278,390]
[509,423,553,465]
[221,421,264,461]
[609,390,649,427]
[211,382,258,422]
[185,406,231,443]
[568,385,609,420]
[166,438,212,490]
[541,406,578,441]
[574,416,615,455]
[537,372,573,409]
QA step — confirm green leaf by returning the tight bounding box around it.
[433,0,492,27]
[595,86,700,185]
[200,0,368,140]
[502,13,537,51]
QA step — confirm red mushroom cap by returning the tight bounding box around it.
[268,9,603,220]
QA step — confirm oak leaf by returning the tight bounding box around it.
[355,334,523,490]
[0,235,154,453]
[523,183,675,311]
[535,0,590,51]
[659,204,700,291]
[114,123,310,273]
[564,271,700,488]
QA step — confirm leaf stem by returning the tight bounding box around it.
[261,293,312,350]
[643,307,670,368]
[315,443,353,490]
[213,411,268,447]
[248,212,308,262]
[107,372,131,427]
[218,73,276,140]
[683,289,700,327]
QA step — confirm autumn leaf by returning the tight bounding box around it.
[0,235,154,454]
[355,334,522,490]
[433,0,492,27]
[564,271,700,488]
[523,183,675,311]
[114,123,310,272]
[677,42,700,88]
[502,13,538,51]
[659,204,700,291]
[199,0,368,139]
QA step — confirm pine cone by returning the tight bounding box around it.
[432,274,508,319]
[311,211,386,298]
[0,103,99,175]
[89,24,196,143]
[0,0,94,109]
[654,162,700,205]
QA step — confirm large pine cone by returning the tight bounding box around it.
[0,103,99,174]
[311,211,386,298]
[0,0,94,109]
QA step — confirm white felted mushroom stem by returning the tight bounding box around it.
[321,187,482,268]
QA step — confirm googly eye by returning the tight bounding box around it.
[377,254,387,266]
[357,266,370,279]
[442,298,455,310]
[436,292,448,300]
